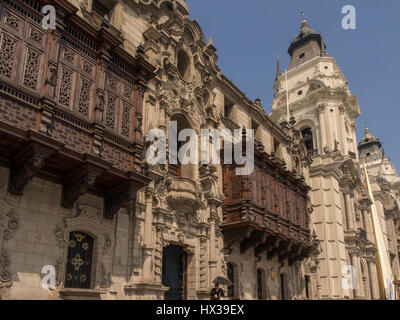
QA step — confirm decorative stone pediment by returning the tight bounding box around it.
[157,80,205,131]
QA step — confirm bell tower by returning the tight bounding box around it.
[271,16,360,158]
[270,16,372,300]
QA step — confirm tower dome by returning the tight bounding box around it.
[358,128,382,160]
[287,15,327,69]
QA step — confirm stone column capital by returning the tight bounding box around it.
[317,103,326,113]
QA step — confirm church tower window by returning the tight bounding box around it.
[301,127,314,153]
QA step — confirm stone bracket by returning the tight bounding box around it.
[254,235,275,257]
[266,238,282,260]
[240,230,266,254]
[8,142,55,195]
[61,164,104,209]
[104,179,144,219]
[278,243,294,263]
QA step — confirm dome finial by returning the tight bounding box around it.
[300,11,309,32]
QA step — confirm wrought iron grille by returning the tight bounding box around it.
[65,232,93,289]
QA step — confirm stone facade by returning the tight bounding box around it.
[271,18,400,299]
[0,0,397,301]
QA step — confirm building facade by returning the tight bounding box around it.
[0,0,398,301]
[0,0,316,300]
[270,18,400,299]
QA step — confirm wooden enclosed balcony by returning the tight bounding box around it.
[0,0,154,217]
[222,143,314,264]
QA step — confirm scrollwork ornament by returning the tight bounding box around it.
[99,263,111,288]
[54,225,66,248]
[0,250,12,288]
[102,235,112,255]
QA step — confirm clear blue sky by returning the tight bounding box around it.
[186,0,400,170]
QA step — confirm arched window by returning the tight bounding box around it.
[257,268,266,300]
[227,263,236,298]
[177,50,191,82]
[65,231,94,289]
[168,114,194,179]
[301,127,314,153]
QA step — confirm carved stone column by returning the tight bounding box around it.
[350,252,360,298]
[317,103,326,154]
[344,193,355,230]
[350,121,358,158]
[338,105,347,156]
[367,259,380,299]
[361,209,371,241]
[359,194,373,241]
[142,186,154,283]
[208,203,218,285]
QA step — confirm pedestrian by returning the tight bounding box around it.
[210,282,225,300]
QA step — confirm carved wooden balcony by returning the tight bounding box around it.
[0,0,154,217]
[222,144,314,264]
[165,177,201,214]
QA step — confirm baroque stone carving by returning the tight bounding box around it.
[54,225,67,248]
[8,154,44,195]
[0,250,12,288]
[102,235,112,255]
[99,263,111,288]
[0,198,18,246]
